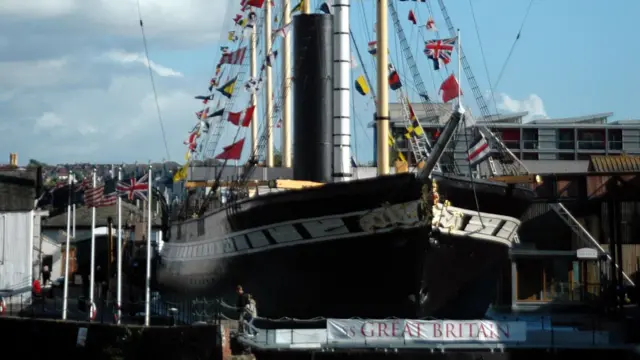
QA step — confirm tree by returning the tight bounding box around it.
[27,159,47,168]
[273,149,283,167]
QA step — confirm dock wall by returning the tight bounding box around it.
[0,316,222,359]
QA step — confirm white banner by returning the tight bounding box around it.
[327,319,527,343]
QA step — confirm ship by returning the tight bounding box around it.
[155,0,537,320]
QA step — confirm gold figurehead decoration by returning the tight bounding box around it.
[419,178,460,232]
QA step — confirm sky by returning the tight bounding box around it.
[0,0,638,165]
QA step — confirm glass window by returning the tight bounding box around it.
[608,129,622,150]
[578,129,605,150]
[522,129,538,150]
[557,129,575,150]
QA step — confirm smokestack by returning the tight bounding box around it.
[332,0,352,183]
[293,14,333,183]
[9,153,17,167]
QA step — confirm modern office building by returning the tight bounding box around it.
[370,103,640,173]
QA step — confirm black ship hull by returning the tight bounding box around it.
[157,173,534,320]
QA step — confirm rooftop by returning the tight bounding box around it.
[367,105,640,128]
[0,169,37,212]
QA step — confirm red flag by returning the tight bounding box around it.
[246,0,265,8]
[215,138,245,160]
[227,111,242,126]
[426,16,436,31]
[439,74,462,103]
[408,10,417,25]
[242,105,255,127]
[388,70,402,90]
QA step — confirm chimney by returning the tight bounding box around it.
[9,153,17,167]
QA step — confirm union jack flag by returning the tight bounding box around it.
[117,173,149,201]
[424,37,456,70]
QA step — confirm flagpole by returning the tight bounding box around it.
[116,167,122,325]
[62,175,72,320]
[265,0,274,167]
[144,166,152,326]
[457,29,463,112]
[89,168,97,320]
[72,204,76,239]
[250,12,259,159]
[281,0,292,168]
[376,0,390,175]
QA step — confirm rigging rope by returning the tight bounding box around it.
[136,0,171,161]
[467,0,499,115]
[492,0,535,91]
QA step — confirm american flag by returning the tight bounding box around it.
[424,37,456,70]
[74,178,90,192]
[84,185,117,208]
[117,173,149,201]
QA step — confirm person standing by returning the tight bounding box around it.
[236,285,250,332]
[42,264,50,286]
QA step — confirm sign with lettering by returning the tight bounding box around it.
[326,319,526,343]
[576,247,599,260]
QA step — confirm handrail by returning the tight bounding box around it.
[550,203,635,286]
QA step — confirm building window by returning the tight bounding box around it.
[557,129,575,150]
[496,129,520,150]
[522,152,538,160]
[608,129,622,150]
[558,153,575,160]
[522,129,538,150]
[577,129,605,150]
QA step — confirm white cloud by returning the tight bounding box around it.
[103,50,183,77]
[0,0,236,164]
[35,112,65,131]
[497,93,548,122]
[0,0,78,18]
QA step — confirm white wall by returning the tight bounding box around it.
[0,212,33,303]
[41,237,62,279]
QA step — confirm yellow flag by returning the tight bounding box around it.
[184,151,192,161]
[173,163,189,182]
[354,75,369,96]
[228,31,235,41]
[291,0,304,15]
[387,134,406,162]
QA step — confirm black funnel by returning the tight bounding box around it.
[292,14,333,183]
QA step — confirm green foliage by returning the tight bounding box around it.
[273,149,283,167]
[27,159,47,168]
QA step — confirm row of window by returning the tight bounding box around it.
[391,128,628,152]
[164,239,236,259]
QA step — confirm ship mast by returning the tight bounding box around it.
[376,0,390,175]
[265,1,274,167]
[281,0,292,168]
[332,0,352,182]
[250,14,259,159]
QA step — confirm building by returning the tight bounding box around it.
[0,166,48,304]
[369,104,640,174]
